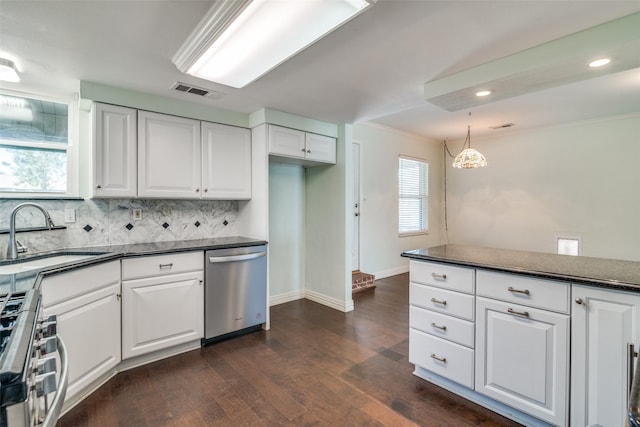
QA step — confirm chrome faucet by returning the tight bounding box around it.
[6,203,55,259]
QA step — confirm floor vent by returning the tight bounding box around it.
[171,82,226,100]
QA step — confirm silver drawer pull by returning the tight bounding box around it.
[430,353,447,363]
[430,297,447,306]
[431,322,447,331]
[508,286,530,295]
[507,308,530,318]
[431,273,447,280]
[159,263,174,269]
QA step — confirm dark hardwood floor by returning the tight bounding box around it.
[58,273,522,426]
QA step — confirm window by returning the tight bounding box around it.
[0,92,76,195]
[399,156,429,235]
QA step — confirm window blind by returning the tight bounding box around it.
[399,156,429,234]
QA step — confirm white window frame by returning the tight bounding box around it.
[0,89,79,198]
[398,155,429,236]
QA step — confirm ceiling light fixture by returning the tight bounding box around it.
[173,0,374,88]
[589,58,611,68]
[0,58,20,83]
[475,90,492,97]
[445,113,487,169]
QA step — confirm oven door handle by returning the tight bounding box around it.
[42,336,68,427]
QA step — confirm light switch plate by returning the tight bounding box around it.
[64,208,76,223]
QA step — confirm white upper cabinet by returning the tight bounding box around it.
[201,122,251,200]
[138,111,202,199]
[268,124,336,166]
[92,103,137,198]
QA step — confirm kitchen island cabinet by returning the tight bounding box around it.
[571,284,640,427]
[402,244,640,427]
[40,261,121,403]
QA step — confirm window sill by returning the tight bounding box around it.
[399,231,429,237]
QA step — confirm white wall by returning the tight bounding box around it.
[353,122,445,278]
[446,113,640,262]
[268,163,306,304]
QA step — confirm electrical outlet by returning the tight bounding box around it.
[64,208,76,223]
[132,208,142,221]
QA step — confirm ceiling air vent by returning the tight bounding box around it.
[170,82,226,100]
[489,123,515,130]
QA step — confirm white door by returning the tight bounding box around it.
[571,285,640,427]
[201,122,252,200]
[352,142,360,272]
[138,111,201,198]
[475,297,569,426]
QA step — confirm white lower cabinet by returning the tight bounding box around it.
[475,297,569,426]
[41,261,121,402]
[121,253,204,359]
[571,284,640,427]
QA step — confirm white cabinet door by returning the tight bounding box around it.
[305,132,336,164]
[138,111,201,198]
[92,103,137,197]
[571,285,640,427]
[201,122,251,200]
[122,271,204,359]
[268,125,305,159]
[41,264,121,403]
[475,297,569,426]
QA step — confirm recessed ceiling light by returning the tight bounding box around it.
[475,90,492,97]
[589,58,611,68]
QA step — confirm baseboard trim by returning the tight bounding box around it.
[374,265,409,280]
[269,290,305,306]
[305,289,354,313]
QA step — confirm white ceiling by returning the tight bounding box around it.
[1,0,640,141]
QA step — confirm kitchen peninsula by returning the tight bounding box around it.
[402,244,640,427]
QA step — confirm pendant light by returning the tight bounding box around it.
[451,114,487,169]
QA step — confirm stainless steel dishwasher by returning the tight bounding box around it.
[203,244,267,345]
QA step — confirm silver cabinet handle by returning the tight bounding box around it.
[431,322,447,331]
[96,184,102,189]
[507,308,529,318]
[195,188,200,192]
[508,286,530,295]
[431,273,447,280]
[159,263,173,269]
[575,298,584,305]
[204,188,208,192]
[629,343,639,396]
[430,297,447,306]
[306,149,311,153]
[300,148,306,152]
[430,353,446,363]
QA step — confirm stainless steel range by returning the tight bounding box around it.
[0,289,67,427]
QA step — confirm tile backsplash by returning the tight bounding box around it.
[0,198,238,254]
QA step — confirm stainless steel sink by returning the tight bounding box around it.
[0,254,99,275]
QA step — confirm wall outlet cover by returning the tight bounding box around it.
[132,208,142,221]
[64,208,76,223]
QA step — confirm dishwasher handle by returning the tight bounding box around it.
[209,251,266,263]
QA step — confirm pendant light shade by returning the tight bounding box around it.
[452,125,487,169]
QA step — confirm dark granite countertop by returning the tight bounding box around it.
[402,244,640,293]
[0,236,267,294]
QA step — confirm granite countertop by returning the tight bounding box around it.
[402,244,640,293]
[0,236,267,294]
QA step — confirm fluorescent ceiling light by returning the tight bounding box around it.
[589,58,611,68]
[0,58,20,83]
[173,0,373,88]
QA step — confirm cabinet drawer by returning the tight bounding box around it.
[410,283,474,321]
[410,306,474,348]
[409,328,474,389]
[476,270,569,314]
[410,260,474,294]
[122,251,203,280]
